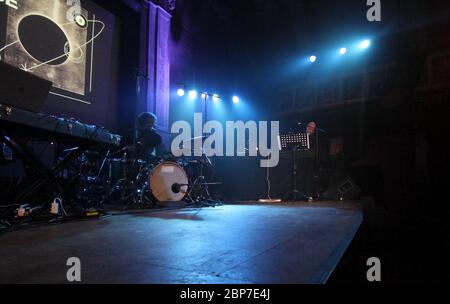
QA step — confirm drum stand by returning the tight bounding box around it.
[106,153,153,207]
[187,177,222,207]
[131,165,153,206]
[185,94,223,207]
[186,156,223,207]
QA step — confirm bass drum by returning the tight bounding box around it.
[149,162,188,202]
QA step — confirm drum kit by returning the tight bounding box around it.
[89,137,222,208]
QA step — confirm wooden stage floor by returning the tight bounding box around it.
[0,201,363,284]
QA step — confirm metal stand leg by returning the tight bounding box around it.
[291,148,308,201]
[1,134,84,204]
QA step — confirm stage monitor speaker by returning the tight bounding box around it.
[323,176,362,200]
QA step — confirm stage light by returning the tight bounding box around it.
[188,90,198,99]
[232,96,240,104]
[359,39,371,49]
[309,55,317,63]
[177,88,185,97]
[339,47,347,55]
[212,94,220,103]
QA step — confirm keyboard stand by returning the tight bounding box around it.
[0,134,84,204]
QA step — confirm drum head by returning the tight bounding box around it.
[150,162,188,202]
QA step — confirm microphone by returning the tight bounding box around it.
[172,183,187,193]
[172,183,180,193]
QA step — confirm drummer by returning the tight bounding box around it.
[134,112,162,160]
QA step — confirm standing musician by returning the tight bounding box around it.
[134,112,162,160]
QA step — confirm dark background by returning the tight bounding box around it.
[166,0,450,283]
[1,0,450,283]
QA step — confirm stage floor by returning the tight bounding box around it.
[0,202,362,284]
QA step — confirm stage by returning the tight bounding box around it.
[0,202,362,284]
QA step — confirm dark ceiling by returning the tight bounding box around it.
[108,0,449,104]
[113,0,446,72]
[173,0,446,73]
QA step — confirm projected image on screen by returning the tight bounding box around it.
[0,0,104,99]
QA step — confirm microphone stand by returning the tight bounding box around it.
[185,94,222,206]
[314,130,320,200]
[298,121,327,201]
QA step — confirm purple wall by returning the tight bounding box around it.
[152,5,171,134]
[135,2,171,147]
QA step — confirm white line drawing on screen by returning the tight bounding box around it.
[89,14,96,93]
[49,91,91,105]
[0,14,105,71]
[0,0,107,100]
[0,0,18,10]
[0,13,104,104]
[0,40,19,58]
[3,15,106,72]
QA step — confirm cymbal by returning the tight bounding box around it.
[155,128,171,134]
[171,147,207,154]
[182,135,207,143]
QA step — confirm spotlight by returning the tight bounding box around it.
[74,14,88,28]
[359,39,371,49]
[177,88,185,97]
[232,96,240,104]
[201,92,208,100]
[339,47,347,55]
[309,55,317,63]
[212,94,220,103]
[188,90,197,99]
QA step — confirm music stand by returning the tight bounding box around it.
[279,133,310,151]
[279,132,310,200]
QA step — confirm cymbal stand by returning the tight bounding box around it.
[187,156,223,207]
